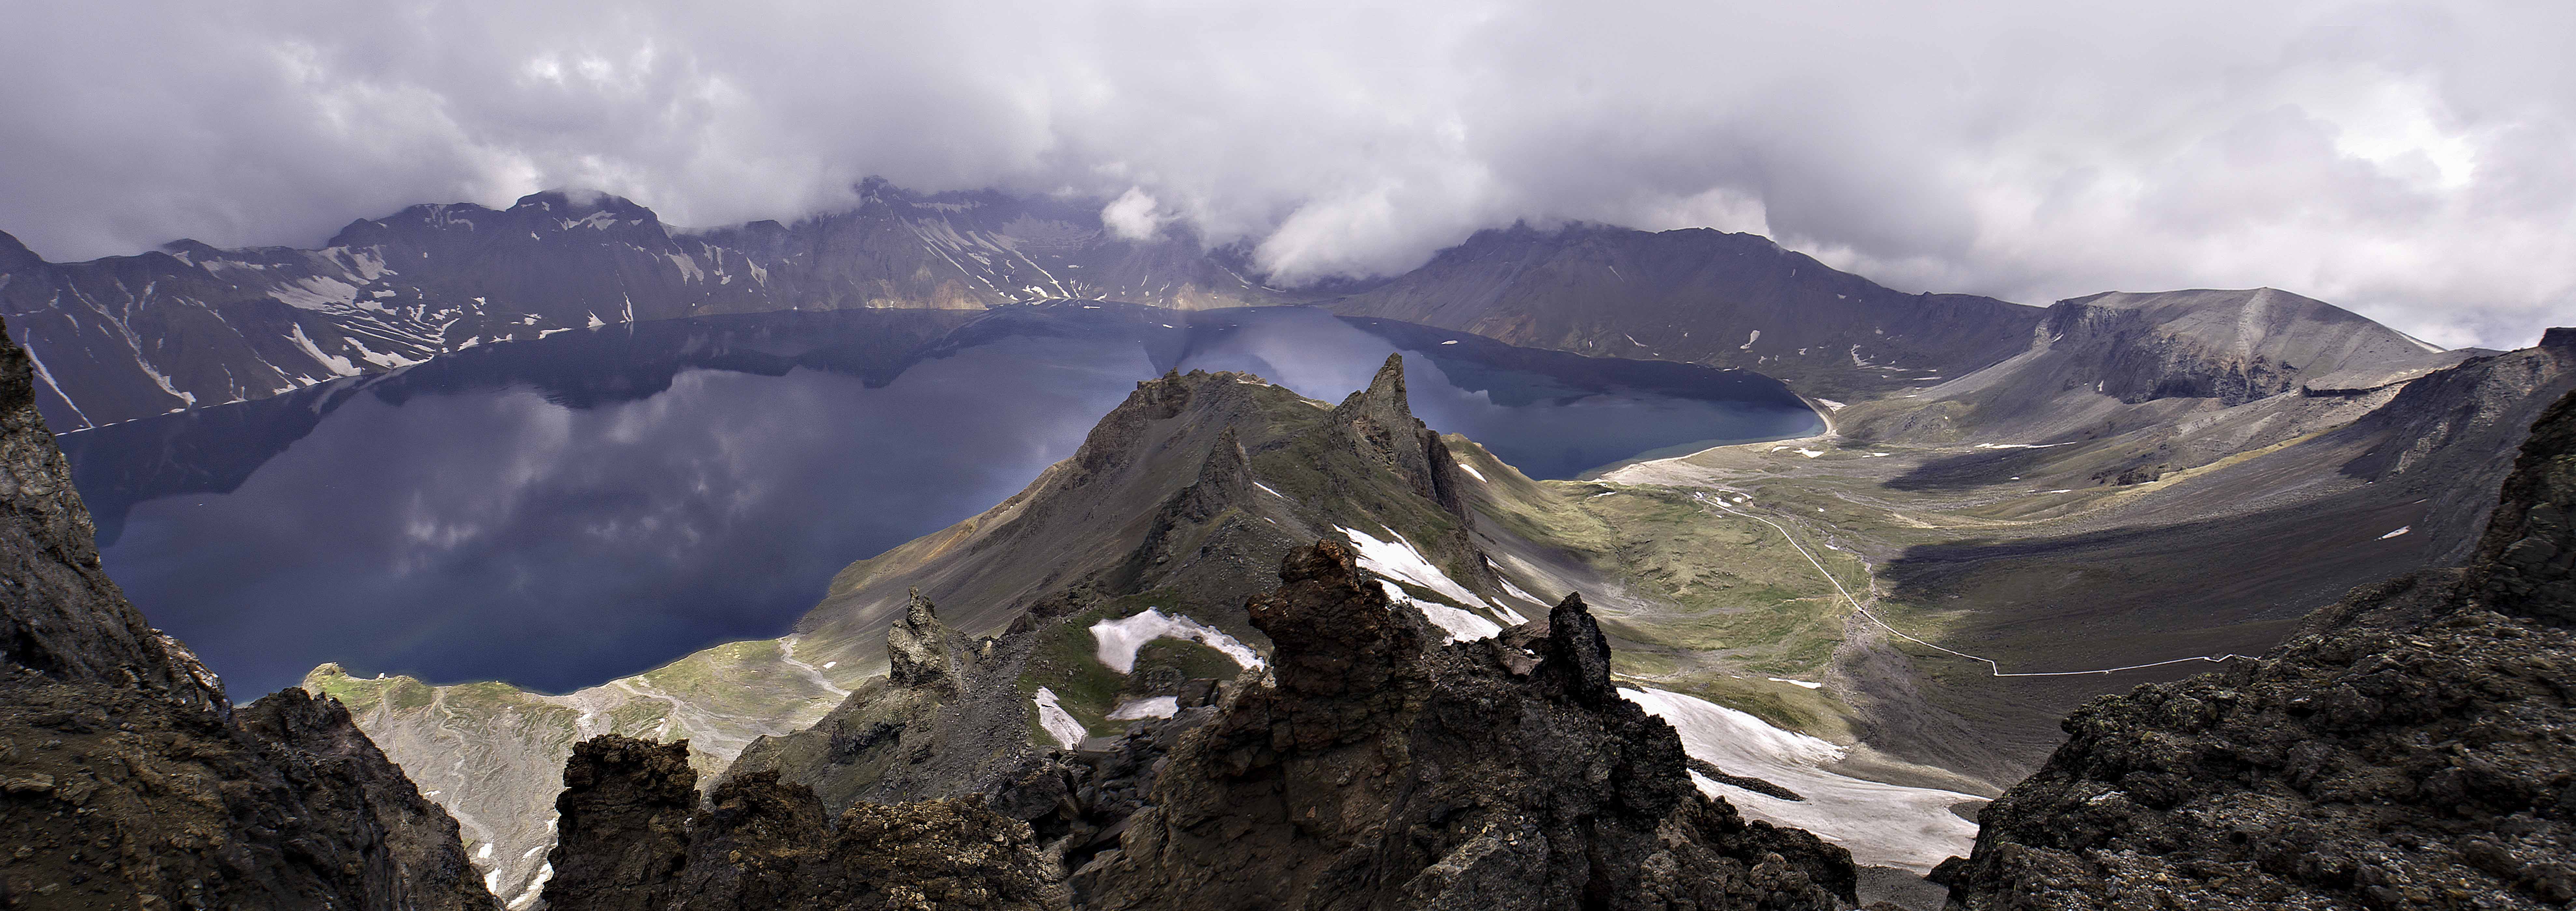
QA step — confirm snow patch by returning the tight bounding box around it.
[1033,687,1087,749]
[1091,609,1265,674]
[1974,442,2076,450]
[1815,398,1845,411]
[271,276,361,311]
[507,864,553,911]
[1624,687,1980,873]
[1455,462,1487,483]
[1386,582,1503,643]
[287,324,363,377]
[1440,339,1460,345]
[1338,525,1492,609]
[1767,677,1825,690]
[2378,526,2412,540]
[1107,697,1180,721]
[1740,329,1761,350]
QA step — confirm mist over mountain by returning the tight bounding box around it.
[3,2,2570,348]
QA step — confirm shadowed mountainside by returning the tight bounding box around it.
[1934,386,2576,910]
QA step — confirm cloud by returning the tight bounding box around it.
[0,1,2568,346]
[1099,186,1168,241]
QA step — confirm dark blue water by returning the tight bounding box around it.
[66,304,1817,696]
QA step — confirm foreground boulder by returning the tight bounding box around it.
[1935,390,2576,910]
[1075,539,1856,910]
[0,322,494,910]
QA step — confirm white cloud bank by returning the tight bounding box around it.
[1,1,2569,346]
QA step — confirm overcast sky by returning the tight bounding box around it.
[3,1,2569,347]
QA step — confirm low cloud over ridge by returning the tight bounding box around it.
[1,1,2569,347]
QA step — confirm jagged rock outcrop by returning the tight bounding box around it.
[888,589,974,692]
[1934,389,2576,910]
[1075,539,1857,910]
[1330,354,1472,520]
[0,322,493,909]
[727,592,1062,825]
[545,735,1061,911]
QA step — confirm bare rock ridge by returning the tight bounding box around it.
[0,319,495,909]
[2041,289,2445,407]
[16,187,2050,431]
[1075,539,1858,910]
[2,184,1304,429]
[545,540,1859,909]
[798,356,1500,674]
[1934,388,2576,910]
[1324,223,2045,399]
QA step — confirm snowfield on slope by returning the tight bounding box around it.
[1623,687,1981,873]
[1337,525,1492,609]
[1090,608,1265,673]
[1384,581,1503,642]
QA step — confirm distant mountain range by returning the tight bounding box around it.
[4,181,2072,429]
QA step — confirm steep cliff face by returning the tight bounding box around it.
[0,321,493,910]
[0,327,219,708]
[1934,390,2576,910]
[543,736,1061,911]
[1075,540,1858,911]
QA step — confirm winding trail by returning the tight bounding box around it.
[1691,492,2259,678]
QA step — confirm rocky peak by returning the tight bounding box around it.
[2542,327,2576,349]
[546,736,701,908]
[0,229,44,272]
[1241,538,1426,750]
[888,589,969,692]
[1532,591,1616,707]
[1328,354,1469,517]
[1065,369,1203,478]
